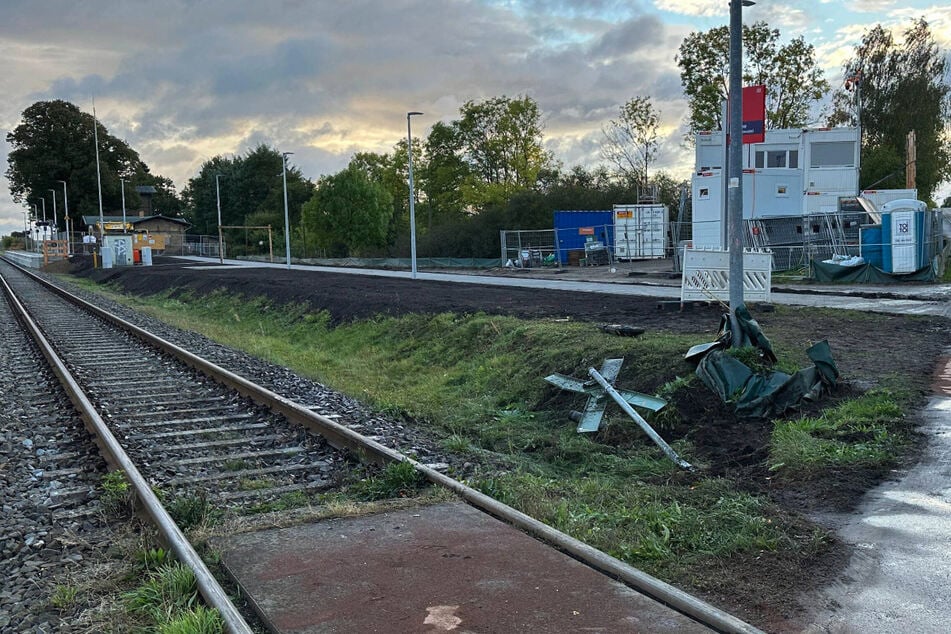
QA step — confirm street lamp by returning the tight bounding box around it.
[215,174,224,264]
[120,178,128,233]
[49,189,58,237]
[57,180,70,254]
[727,0,754,345]
[281,152,293,270]
[407,111,424,279]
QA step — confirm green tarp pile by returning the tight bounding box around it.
[811,259,935,283]
[685,306,839,418]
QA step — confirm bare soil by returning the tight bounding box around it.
[69,257,951,631]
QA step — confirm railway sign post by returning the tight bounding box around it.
[545,359,693,470]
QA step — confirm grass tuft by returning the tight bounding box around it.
[100,470,134,516]
[769,389,906,475]
[352,461,428,501]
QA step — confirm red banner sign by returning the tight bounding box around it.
[742,85,766,144]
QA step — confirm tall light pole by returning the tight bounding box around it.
[728,0,754,345]
[406,111,424,279]
[281,152,293,270]
[120,178,128,233]
[215,173,224,264]
[93,100,104,244]
[57,180,70,254]
[49,189,58,237]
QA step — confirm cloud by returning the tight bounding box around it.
[2,0,947,237]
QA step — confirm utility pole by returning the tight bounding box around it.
[728,0,753,345]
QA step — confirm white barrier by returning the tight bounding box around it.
[681,248,772,302]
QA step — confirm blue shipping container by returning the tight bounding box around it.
[553,210,614,264]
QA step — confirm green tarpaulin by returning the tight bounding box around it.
[811,259,935,283]
[685,309,839,418]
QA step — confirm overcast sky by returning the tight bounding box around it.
[2,0,949,236]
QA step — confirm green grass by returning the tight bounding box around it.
[166,492,222,531]
[123,561,226,632]
[352,460,429,501]
[50,584,78,611]
[475,473,785,575]
[769,389,906,475]
[70,280,917,579]
[100,470,134,516]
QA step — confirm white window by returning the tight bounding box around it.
[754,149,799,169]
[699,188,710,200]
[776,184,789,197]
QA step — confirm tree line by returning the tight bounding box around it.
[6,18,950,254]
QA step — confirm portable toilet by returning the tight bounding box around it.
[880,199,927,273]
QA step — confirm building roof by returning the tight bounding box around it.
[135,185,157,195]
[81,214,191,228]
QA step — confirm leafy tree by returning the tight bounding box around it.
[182,145,313,236]
[452,95,555,205]
[5,100,180,230]
[302,163,393,257]
[600,97,660,187]
[181,155,238,235]
[676,22,829,133]
[828,19,951,202]
[419,121,470,223]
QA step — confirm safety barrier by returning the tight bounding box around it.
[681,248,772,302]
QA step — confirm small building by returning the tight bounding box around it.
[691,127,863,249]
[82,214,191,253]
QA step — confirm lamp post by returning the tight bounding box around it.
[727,0,754,345]
[41,197,46,223]
[281,152,293,270]
[49,189,58,238]
[31,203,38,249]
[57,180,70,254]
[406,111,424,279]
[120,178,128,233]
[215,173,224,264]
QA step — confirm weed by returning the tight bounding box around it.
[123,562,198,622]
[50,584,78,611]
[166,492,221,531]
[246,490,310,514]
[157,604,224,634]
[238,478,274,491]
[440,434,473,453]
[136,548,170,573]
[222,459,249,471]
[352,461,427,501]
[100,470,134,516]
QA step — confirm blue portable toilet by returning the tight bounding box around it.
[553,210,614,264]
[880,199,928,273]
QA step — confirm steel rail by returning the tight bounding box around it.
[8,260,763,634]
[0,269,254,634]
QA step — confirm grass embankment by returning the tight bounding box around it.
[75,282,913,582]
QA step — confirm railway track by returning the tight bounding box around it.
[0,257,761,633]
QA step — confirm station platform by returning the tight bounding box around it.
[1,250,45,268]
[213,502,716,633]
